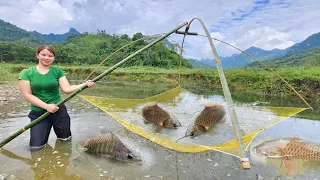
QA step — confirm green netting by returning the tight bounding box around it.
[79,87,306,158]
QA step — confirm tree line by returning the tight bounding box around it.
[0,32,192,68]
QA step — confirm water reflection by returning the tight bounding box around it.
[266,158,320,176]
[1,81,319,179]
[0,139,81,180]
[78,81,320,121]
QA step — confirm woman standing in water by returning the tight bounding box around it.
[18,45,95,151]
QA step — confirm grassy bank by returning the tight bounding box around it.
[1,62,319,100]
[1,62,319,120]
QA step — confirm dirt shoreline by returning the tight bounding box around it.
[0,82,23,102]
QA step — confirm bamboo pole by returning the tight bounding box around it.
[187,18,251,169]
[0,22,188,148]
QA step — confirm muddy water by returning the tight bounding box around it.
[0,81,319,180]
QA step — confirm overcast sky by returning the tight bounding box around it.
[0,0,319,58]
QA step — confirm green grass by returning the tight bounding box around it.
[1,62,320,99]
[2,62,319,120]
[0,65,17,81]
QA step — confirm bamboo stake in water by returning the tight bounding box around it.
[0,22,188,148]
[188,17,251,169]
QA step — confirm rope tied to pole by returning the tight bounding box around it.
[196,34,313,110]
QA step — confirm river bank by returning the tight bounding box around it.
[1,63,319,101]
[1,78,319,122]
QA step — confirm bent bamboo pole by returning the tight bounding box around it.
[0,22,188,148]
[187,18,251,169]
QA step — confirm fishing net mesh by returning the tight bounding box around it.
[79,87,306,158]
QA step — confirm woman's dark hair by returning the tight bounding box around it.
[36,45,55,56]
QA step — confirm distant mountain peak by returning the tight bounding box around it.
[245,46,266,52]
[67,28,80,34]
[28,27,81,42]
[247,46,261,50]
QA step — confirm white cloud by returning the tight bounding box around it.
[199,32,226,59]
[234,26,295,50]
[26,0,73,33]
[0,0,72,34]
[0,0,319,58]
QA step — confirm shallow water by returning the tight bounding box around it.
[0,81,319,180]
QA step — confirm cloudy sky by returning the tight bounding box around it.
[0,0,319,58]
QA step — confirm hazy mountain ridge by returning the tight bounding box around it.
[286,32,320,54]
[188,46,288,69]
[30,28,80,42]
[187,58,212,68]
[0,19,80,44]
[189,32,320,68]
[249,46,320,67]
[1,18,319,68]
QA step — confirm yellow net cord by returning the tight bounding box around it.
[76,19,309,160]
[79,87,306,158]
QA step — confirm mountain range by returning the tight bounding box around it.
[249,46,320,67]
[0,19,80,45]
[30,28,80,43]
[0,19,192,68]
[0,18,319,68]
[188,32,320,68]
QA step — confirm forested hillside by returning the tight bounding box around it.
[0,42,35,62]
[0,32,192,68]
[286,32,320,54]
[49,32,192,68]
[0,19,192,68]
[0,20,31,41]
[3,18,319,69]
[0,19,50,47]
[0,19,79,44]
